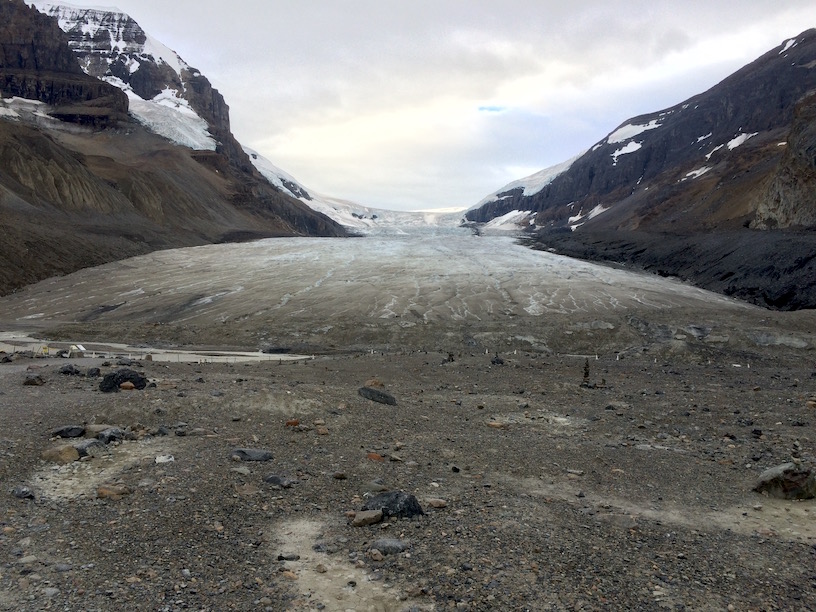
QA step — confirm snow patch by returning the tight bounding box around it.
[727,132,758,150]
[611,141,642,165]
[705,144,725,161]
[696,132,712,143]
[684,166,712,180]
[607,119,661,144]
[482,210,535,231]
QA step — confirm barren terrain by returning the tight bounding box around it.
[1,229,815,610]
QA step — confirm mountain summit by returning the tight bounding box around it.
[469,29,816,309]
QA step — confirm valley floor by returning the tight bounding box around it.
[1,230,815,610]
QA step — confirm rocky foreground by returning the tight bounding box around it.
[2,339,816,611]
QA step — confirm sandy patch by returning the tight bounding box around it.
[273,518,433,612]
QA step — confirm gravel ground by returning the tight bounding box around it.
[2,338,816,611]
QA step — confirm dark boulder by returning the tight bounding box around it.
[362,491,424,518]
[99,369,147,393]
[358,386,397,406]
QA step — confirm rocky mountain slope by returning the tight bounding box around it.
[469,30,816,309]
[0,0,346,296]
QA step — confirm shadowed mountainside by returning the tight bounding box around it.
[0,0,346,296]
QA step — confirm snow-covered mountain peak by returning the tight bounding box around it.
[33,2,188,77]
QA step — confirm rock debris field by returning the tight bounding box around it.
[1,229,816,610]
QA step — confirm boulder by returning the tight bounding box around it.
[99,369,147,393]
[51,425,85,439]
[754,462,816,499]
[358,386,397,406]
[362,491,424,518]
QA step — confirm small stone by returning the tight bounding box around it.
[51,425,85,439]
[332,472,347,480]
[285,419,300,427]
[367,452,385,462]
[487,421,507,430]
[11,485,35,500]
[41,445,80,464]
[264,474,298,488]
[231,448,274,462]
[42,587,60,598]
[282,570,298,580]
[369,549,384,562]
[351,509,383,527]
[231,466,251,475]
[370,538,410,555]
[315,564,327,573]
[316,426,329,436]
[426,498,448,509]
[155,455,175,464]
[97,428,125,445]
[119,381,136,390]
[18,555,38,564]
[277,553,301,561]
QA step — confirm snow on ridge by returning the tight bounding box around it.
[607,118,662,144]
[471,152,583,211]
[780,38,799,55]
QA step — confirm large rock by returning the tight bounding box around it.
[753,462,816,499]
[362,491,424,518]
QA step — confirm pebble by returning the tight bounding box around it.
[50,425,85,438]
[332,471,347,480]
[426,498,448,509]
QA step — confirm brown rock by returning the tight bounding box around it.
[426,498,448,509]
[41,445,79,464]
[97,484,132,500]
[316,426,329,436]
[119,381,136,390]
[351,509,383,527]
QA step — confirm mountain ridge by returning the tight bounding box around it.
[468,28,816,309]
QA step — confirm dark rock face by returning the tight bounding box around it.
[0,0,128,124]
[755,92,816,229]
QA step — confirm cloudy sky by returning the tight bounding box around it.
[59,1,816,211]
